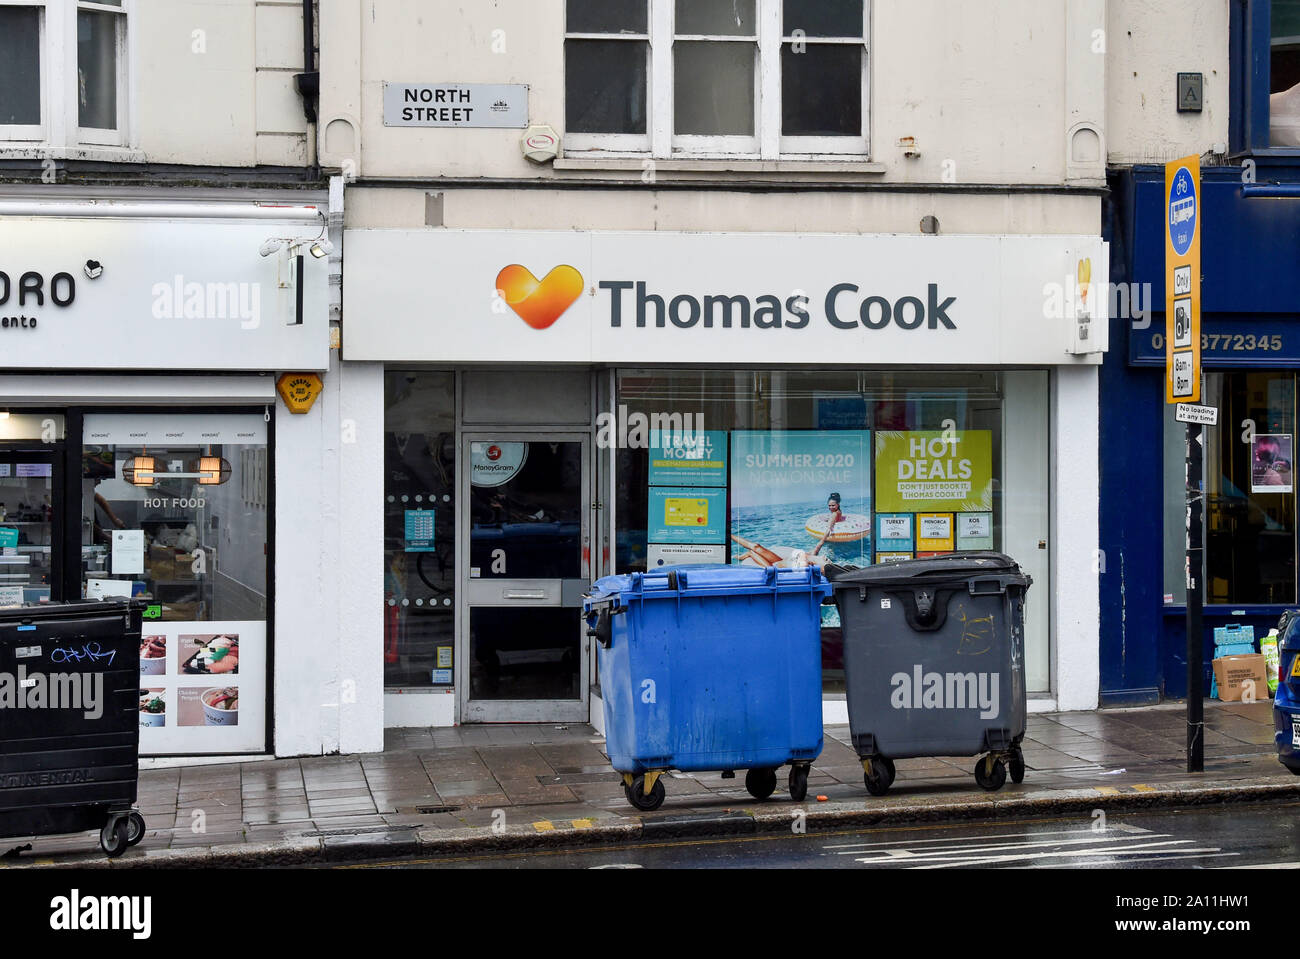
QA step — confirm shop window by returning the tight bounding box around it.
[612,370,1051,693]
[383,371,456,689]
[0,1,129,147]
[565,0,869,158]
[80,412,269,755]
[0,415,65,605]
[1165,371,1298,605]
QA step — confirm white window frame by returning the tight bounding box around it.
[75,0,129,146]
[0,2,48,141]
[564,20,653,155]
[0,0,132,149]
[564,0,870,160]
[669,1,761,156]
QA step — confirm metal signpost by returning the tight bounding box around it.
[1166,155,1204,773]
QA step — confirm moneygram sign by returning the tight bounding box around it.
[342,230,1110,367]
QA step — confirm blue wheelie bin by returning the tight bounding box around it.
[1273,609,1300,775]
[584,564,830,811]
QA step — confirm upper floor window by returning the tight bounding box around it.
[565,0,869,158]
[0,0,128,147]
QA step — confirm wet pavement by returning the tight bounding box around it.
[349,799,1300,869]
[1,699,1293,866]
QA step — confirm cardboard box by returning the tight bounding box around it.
[1212,654,1271,702]
[163,600,201,622]
[147,544,174,579]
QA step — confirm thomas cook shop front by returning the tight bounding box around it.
[344,229,1108,729]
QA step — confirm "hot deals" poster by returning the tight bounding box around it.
[874,430,993,514]
[730,431,872,567]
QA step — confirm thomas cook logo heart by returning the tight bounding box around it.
[495,264,584,330]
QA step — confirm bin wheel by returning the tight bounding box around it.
[625,775,666,812]
[1009,748,1026,785]
[125,811,146,847]
[864,756,895,796]
[974,756,1008,791]
[789,766,809,802]
[100,818,130,858]
[745,767,778,801]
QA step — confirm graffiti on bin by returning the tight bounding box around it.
[49,642,116,667]
[954,604,996,656]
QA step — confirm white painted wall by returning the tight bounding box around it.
[1106,0,1230,164]
[84,1,307,166]
[338,359,386,753]
[273,352,386,756]
[384,690,456,728]
[346,186,1102,236]
[1004,371,1053,693]
[1052,365,1101,712]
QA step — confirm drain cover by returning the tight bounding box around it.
[414,804,462,815]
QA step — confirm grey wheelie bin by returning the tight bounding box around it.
[829,552,1032,795]
[0,598,148,857]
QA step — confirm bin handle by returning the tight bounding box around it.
[585,603,625,648]
[884,586,959,632]
[914,588,935,621]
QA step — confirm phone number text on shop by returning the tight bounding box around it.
[1149,333,1284,352]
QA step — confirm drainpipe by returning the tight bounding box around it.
[293,0,321,179]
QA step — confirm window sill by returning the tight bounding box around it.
[0,144,145,164]
[555,155,886,176]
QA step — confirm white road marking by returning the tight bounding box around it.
[847,831,1171,862]
[1030,851,1240,868]
[911,841,1222,868]
[825,822,1148,853]
[828,821,1230,869]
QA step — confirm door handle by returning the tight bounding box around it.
[503,589,546,600]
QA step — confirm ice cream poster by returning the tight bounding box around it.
[874,431,993,514]
[730,430,872,567]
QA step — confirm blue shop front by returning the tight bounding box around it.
[1101,162,1300,705]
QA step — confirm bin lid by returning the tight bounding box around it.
[589,564,830,602]
[0,597,147,624]
[827,551,1029,589]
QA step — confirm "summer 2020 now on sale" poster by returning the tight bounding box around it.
[730,430,872,568]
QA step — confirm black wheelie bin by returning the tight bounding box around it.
[829,553,1032,795]
[0,598,148,857]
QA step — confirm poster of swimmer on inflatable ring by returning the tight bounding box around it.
[729,430,872,569]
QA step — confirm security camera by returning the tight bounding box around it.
[259,238,284,258]
[83,259,103,279]
[309,238,334,259]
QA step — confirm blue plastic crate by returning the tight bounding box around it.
[586,564,830,777]
[1214,624,1255,648]
[1215,641,1257,657]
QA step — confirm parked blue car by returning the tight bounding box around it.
[1275,611,1300,775]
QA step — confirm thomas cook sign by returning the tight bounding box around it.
[342,230,1110,367]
